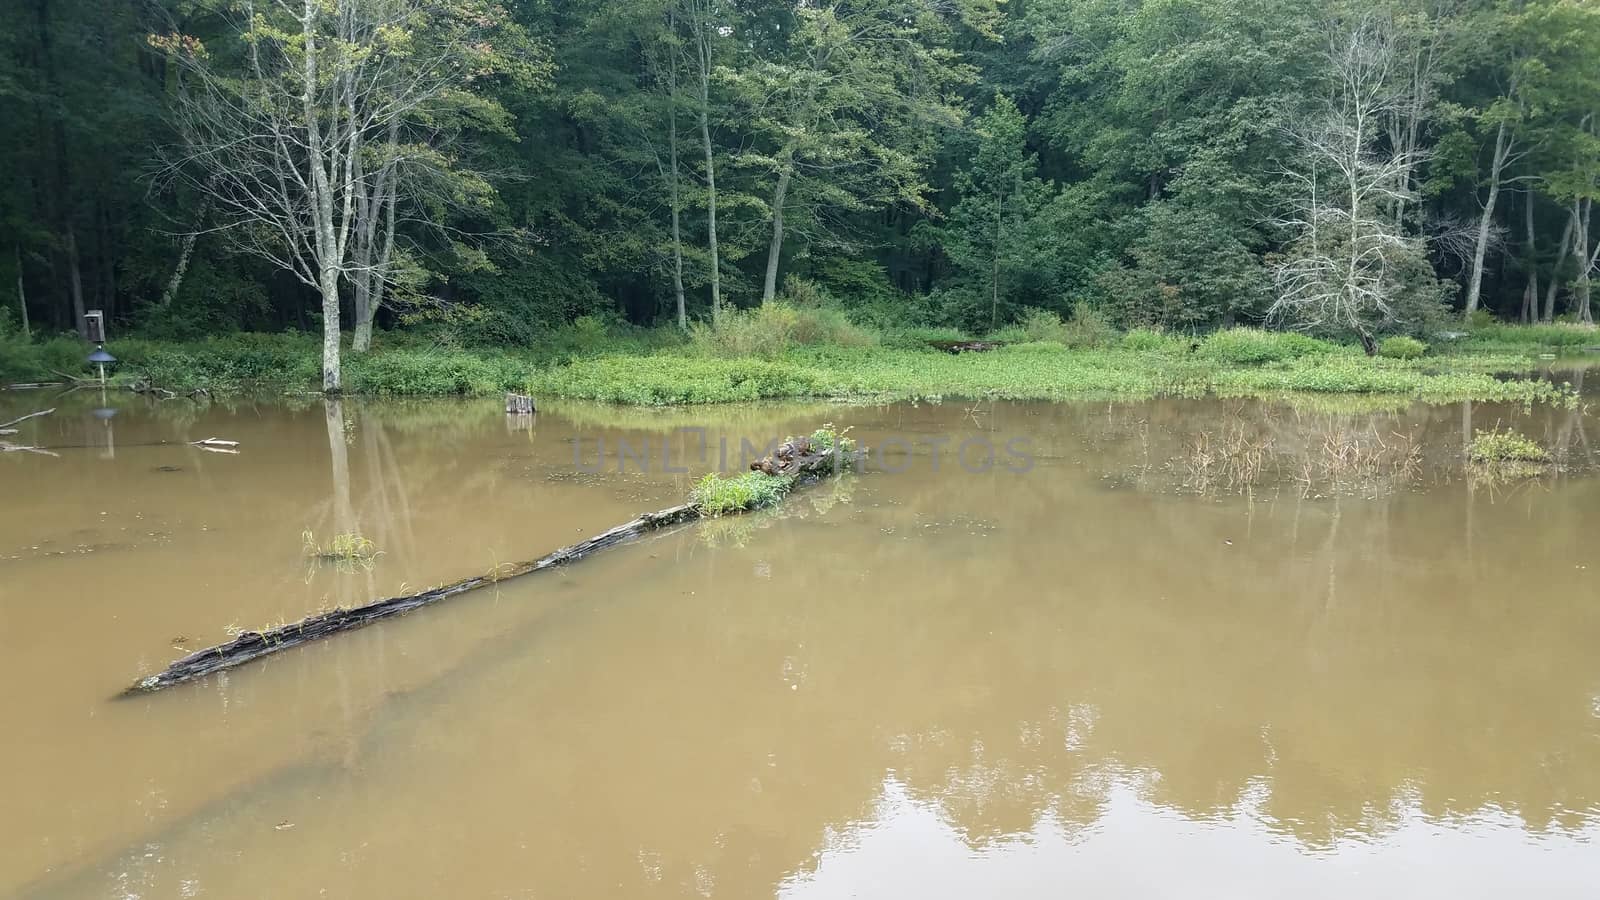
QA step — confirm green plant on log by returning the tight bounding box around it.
[692,471,793,515]
[691,426,858,515]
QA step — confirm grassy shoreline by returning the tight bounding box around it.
[2,326,1595,406]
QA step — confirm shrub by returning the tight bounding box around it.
[992,308,1069,344]
[1378,335,1428,360]
[1122,327,1187,353]
[1062,304,1118,349]
[1463,322,1598,349]
[879,326,971,350]
[1198,328,1342,365]
[991,305,1117,349]
[532,353,830,404]
[1466,308,1497,330]
[778,275,832,307]
[689,303,876,358]
[1467,429,1549,464]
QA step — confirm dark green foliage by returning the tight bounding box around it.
[2,0,1597,363]
[1096,203,1270,330]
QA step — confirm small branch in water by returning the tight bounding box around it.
[189,437,240,454]
[0,407,54,431]
[0,441,59,456]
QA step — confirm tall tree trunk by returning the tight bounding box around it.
[65,223,86,338]
[354,181,395,352]
[665,21,686,330]
[351,124,397,353]
[694,14,721,325]
[761,160,793,305]
[1521,191,1537,323]
[1544,206,1576,323]
[990,186,1003,331]
[1577,198,1594,325]
[14,244,29,338]
[302,0,343,392]
[1464,120,1510,317]
[160,175,221,308]
[159,230,200,309]
[320,264,343,392]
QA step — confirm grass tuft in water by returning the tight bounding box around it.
[691,471,794,516]
[1467,429,1550,464]
[302,530,382,561]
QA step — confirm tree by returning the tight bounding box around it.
[940,95,1053,329]
[154,0,540,390]
[733,0,976,305]
[1269,13,1434,350]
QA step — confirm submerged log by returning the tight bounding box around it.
[125,427,860,695]
[126,503,702,694]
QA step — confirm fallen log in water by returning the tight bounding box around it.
[125,427,859,694]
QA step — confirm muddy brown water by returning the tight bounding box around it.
[2,389,1599,898]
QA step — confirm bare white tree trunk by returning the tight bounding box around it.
[13,244,28,338]
[1577,198,1595,325]
[1464,119,1511,317]
[159,230,200,310]
[1521,191,1537,323]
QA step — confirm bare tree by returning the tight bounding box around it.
[1271,14,1421,353]
[153,0,527,390]
[1575,196,1598,324]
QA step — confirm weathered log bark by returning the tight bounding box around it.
[928,339,1005,354]
[126,503,701,694]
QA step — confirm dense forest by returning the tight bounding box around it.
[3,0,1598,389]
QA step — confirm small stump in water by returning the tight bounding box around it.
[505,393,536,415]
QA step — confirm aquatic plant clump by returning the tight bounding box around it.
[303,530,382,561]
[692,471,794,515]
[1467,429,1550,464]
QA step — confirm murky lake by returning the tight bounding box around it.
[3,384,1599,898]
